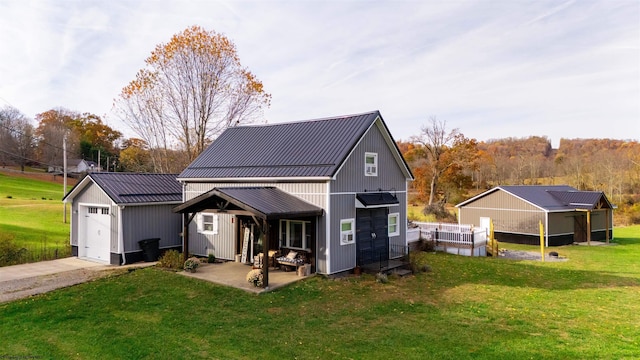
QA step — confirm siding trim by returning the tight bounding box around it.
[462,206,542,213]
[325,181,332,274]
[179,177,332,183]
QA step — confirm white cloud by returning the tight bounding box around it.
[0,0,637,146]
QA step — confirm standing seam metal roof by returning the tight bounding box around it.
[75,173,182,204]
[178,111,382,179]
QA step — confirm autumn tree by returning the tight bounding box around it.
[34,108,81,168]
[115,25,271,173]
[409,117,478,205]
[119,138,153,172]
[0,106,35,171]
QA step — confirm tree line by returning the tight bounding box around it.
[399,118,640,225]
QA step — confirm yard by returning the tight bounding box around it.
[0,172,71,264]
[0,226,638,359]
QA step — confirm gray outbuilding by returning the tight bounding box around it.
[63,173,183,264]
[456,185,614,246]
[174,110,414,278]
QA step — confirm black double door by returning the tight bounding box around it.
[356,208,389,266]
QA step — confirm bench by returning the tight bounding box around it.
[276,248,309,271]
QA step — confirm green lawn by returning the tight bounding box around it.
[1,226,638,359]
[0,173,71,263]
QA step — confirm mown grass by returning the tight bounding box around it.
[0,173,70,264]
[1,226,638,359]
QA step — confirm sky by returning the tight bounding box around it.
[0,0,638,148]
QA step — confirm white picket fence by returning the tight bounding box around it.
[408,222,487,257]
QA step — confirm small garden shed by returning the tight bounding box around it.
[456,185,614,246]
[63,173,183,264]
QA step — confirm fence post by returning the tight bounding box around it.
[471,232,474,257]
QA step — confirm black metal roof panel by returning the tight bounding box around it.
[178,111,380,179]
[356,192,399,207]
[173,187,323,220]
[89,173,182,204]
[547,190,611,210]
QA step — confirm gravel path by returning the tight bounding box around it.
[0,268,114,304]
[499,249,568,262]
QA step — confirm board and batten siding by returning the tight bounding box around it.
[121,204,182,253]
[328,118,410,274]
[183,181,329,263]
[69,182,117,250]
[459,190,545,236]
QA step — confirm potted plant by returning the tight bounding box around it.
[246,269,264,287]
[184,257,200,273]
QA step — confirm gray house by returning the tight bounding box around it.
[456,185,614,246]
[63,173,183,264]
[173,110,414,277]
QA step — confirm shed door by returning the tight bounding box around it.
[574,214,587,243]
[356,208,389,266]
[82,206,111,262]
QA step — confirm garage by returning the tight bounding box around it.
[63,173,184,265]
[79,205,111,262]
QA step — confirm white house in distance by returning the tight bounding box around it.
[173,110,414,284]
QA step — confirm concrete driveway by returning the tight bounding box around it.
[0,257,154,303]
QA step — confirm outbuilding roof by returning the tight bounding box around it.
[173,187,323,220]
[177,110,413,180]
[63,173,182,205]
[456,185,613,211]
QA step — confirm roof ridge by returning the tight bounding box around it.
[231,110,380,129]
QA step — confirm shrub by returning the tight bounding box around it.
[375,272,389,283]
[207,253,216,263]
[183,257,200,272]
[0,233,27,266]
[422,203,457,222]
[157,250,183,270]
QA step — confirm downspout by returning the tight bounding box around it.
[325,181,331,275]
[119,205,126,265]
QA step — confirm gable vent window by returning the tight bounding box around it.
[365,152,378,176]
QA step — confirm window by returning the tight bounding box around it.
[197,213,218,234]
[388,213,400,237]
[365,152,378,176]
[101,208,109,215]
[88,207,98,214]
[340,219,355,245]
[280,220,310,250]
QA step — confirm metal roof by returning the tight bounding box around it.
[173,187,324,220]
[456,185,613,211]
[63,173,182,205]
[178,110,412,180]
[356,192,399,208]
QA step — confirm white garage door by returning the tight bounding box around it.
[81,206,111,263]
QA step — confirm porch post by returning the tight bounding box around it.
[605,209,610,244]
[183,212,190,264]
[263,218,269,288]
[586,210,591,246]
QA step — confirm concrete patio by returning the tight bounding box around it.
[178,261,312,294]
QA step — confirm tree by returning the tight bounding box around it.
[34,108,81,169]
[0,106,35,171]
[115,25,271,173]
[410,117,478,205]
[119,138,152,172]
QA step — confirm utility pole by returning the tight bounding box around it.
[63,135,68,223]
[97,149,101,172]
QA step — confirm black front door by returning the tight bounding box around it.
[356,208,389,266]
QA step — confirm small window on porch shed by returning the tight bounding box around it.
[365,152,378,176]
[197,213,218,235]
[340,218,355,245]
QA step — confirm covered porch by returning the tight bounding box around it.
[173,186,324,289]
